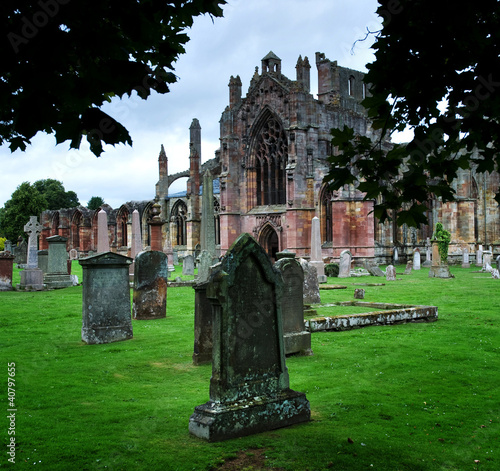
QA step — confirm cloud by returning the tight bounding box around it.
[0,0,380,209]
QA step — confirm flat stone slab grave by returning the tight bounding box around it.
[305,301,438,332]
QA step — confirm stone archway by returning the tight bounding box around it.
[259,224,280,261]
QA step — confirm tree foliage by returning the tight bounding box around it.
[324,0,500,227]
[0,182,47,241]
[87,196,105,211]
[32,179,79,210]
[1,0,226,156]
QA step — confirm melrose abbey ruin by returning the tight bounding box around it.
[40,52,500,264]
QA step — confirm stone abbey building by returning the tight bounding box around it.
[40,52,500,263]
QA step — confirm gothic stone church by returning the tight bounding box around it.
[40,52,500,264]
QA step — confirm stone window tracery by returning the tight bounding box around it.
[252,117,288,206]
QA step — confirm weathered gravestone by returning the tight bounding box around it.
[4,240,12,254]
[363,260,384,277]
[422,238,432,267]
[404,260,413,275]
[476,245,483,267]
[80,252,133,344]
[310,216,326,283]
[189,234,310,441]
[69,248,78,260]
[38,250,48,273]
[19,217,44,291]
[0,252,15,291]
[300,259,321,305]
[173,250,179,265]
[386,265,396,281]
[183,254,195,276]
[483,250,492,270]
[193,257,218,366]
[413,249,421,270]
[354,288,365,299]
[13,238,27,265]
[197,250,218,284]
[393,247,399,265]
[275,252,312,356]
[44,235,73,289]
[462,247,470,268]
[338,250,352,278]
[132,251,168,320]
[496,255,500,271]
[492,268,500,279]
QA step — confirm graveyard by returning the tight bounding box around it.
[1,260,499,470]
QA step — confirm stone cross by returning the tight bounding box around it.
[24,216,42,268]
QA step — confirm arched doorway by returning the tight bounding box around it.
[259,224,280,261]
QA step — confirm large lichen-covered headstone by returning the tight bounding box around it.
[132,251,168,320]
[80,252,133,344]
[275,252,312,356]
[189,233,310,442]
[44,235,73,289]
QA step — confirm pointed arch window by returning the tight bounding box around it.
[250,116,288,207]
[171,200,187,246]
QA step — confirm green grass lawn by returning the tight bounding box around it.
[1,263,499,470]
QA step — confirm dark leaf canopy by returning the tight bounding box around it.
[325,0,500,226]
[0,0,226,155]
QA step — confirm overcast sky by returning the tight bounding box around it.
[0,0,383,209]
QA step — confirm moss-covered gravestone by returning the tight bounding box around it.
[132,251,168,320]
[189,233,310,442]
[80,252,133,344]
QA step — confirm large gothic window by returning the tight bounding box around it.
[251,116,288,206]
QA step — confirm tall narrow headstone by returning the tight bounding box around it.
[404,260,413,275]
[44,235,73,288]
[19,217,44,291]
[80,252,133,344]
[393,247,399,265]
[97,210,110,253]
[483,250,492,269]
[422,238,432,267]
[462,247,470,268]
[496,255,500,271]
[129,209,142,279]
[413,249,421,270]
[338,250,352,278]
[275,252,312,356]
[300,259,321,304]
[200,170,216,256]
[183,254,195,276]
[310,216,326,282]
[13,238,27,265]
[148,203,165,252]
[132,251,168,320]
[193,257,218,366]
[0,253,15,291]
[476,245,483,267]
[4,240,12,254]
[386,265,396,281]
[189,234,310,441]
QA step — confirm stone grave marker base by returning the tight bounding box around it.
[19,268,45,291]
[189,390,310,442]
[428,265,454,278]
[284,331,312,356]
[82,325,133,345]
[44,273,73,289]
